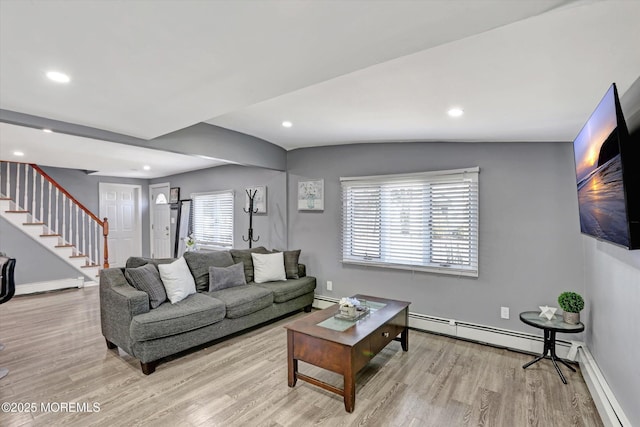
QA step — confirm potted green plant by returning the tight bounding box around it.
[557,291,584,324]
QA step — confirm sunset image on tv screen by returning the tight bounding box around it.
[573,85,629,247]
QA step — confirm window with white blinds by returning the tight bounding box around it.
[341,167,479,277]
[191,190,234,249]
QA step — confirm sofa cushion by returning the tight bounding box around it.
[254,276,316,303]
[209,262,246,291]
[124,263,167,309]
[126,256,176,269]
[229,246,270,283]
[252,252,286,283]
[207,285,273,319]
[158,257,197,304]
[130,293,225,341]
[183,250,235,292]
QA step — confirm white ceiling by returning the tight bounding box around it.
[1,0,639,176]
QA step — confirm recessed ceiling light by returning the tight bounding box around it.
[447,108,464,117]
[13,151,24,157]
[46,70,71,83]
[282,121,293,128]
[143,165,151,171]
[42,128,53,133]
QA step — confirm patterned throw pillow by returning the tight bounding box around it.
[275,249,301,279]
[208,262,247,291]
[125,263,167,309]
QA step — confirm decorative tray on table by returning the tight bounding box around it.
[334,306,370,321]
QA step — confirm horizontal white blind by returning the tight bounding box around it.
[191,190,234,248]
[341,168,479,277]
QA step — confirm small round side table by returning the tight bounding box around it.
[519,311,584,384]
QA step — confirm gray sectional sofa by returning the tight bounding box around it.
[99,247,316,374]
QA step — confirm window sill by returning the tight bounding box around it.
[341,259,478,278]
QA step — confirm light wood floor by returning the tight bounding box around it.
[0,287,602,426]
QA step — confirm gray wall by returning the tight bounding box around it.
[0,217,81,284]
[583,239,640,425]
[154,123,286,171]
[151,165,287,251]
[287,141,586,332]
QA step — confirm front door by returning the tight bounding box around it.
[99,183,142,268]
[149,183,171,258]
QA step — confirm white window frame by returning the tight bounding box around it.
[341,167,479,277]
[190,190,234,250]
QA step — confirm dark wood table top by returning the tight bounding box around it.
[284,294,410,347]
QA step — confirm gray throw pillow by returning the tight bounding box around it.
[125,263,167,309]
[229,246,270,283]
[274,249,301,279]
[184,250,235,292]
[209,262,247,291]
[125,256,176,269]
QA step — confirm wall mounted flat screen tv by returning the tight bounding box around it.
[573,83,639,249]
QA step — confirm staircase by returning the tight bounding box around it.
[0,161,109,285]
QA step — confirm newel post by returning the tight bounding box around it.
[102,217,110,269]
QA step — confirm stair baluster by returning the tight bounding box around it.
[0,161,110,272]
[39,170,44,222]
[15,163,20,208]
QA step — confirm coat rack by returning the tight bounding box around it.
[242,189,260,248]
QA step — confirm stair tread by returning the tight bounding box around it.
[23,222,45,226]
[6,210,29,213]
[55,244,74,248]
[40,234,61,237]
[81,264,99,268]
[70,255,87,258]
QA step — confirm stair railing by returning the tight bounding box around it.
[0,161,109,269]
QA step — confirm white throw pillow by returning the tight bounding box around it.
[251,252,287,283]
[158,257,196,303]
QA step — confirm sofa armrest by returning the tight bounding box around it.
[99,268,150,355]
[297,263,306,278]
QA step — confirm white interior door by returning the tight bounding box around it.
[99,183,142,268]
[149,183,171,258]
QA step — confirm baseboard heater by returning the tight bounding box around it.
[578,347,629,426]
[313,295,576,360]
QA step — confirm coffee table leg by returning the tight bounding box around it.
[287,331,297,387]
[344,369,356,413]
[401,326,409,352]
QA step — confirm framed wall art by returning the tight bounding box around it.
[169,187,180,204]
[298,179,324,211]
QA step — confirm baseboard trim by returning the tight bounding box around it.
[578,347,629,426]
[15,277,84,295]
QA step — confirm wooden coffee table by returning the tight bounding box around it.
[284,294,410,412]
